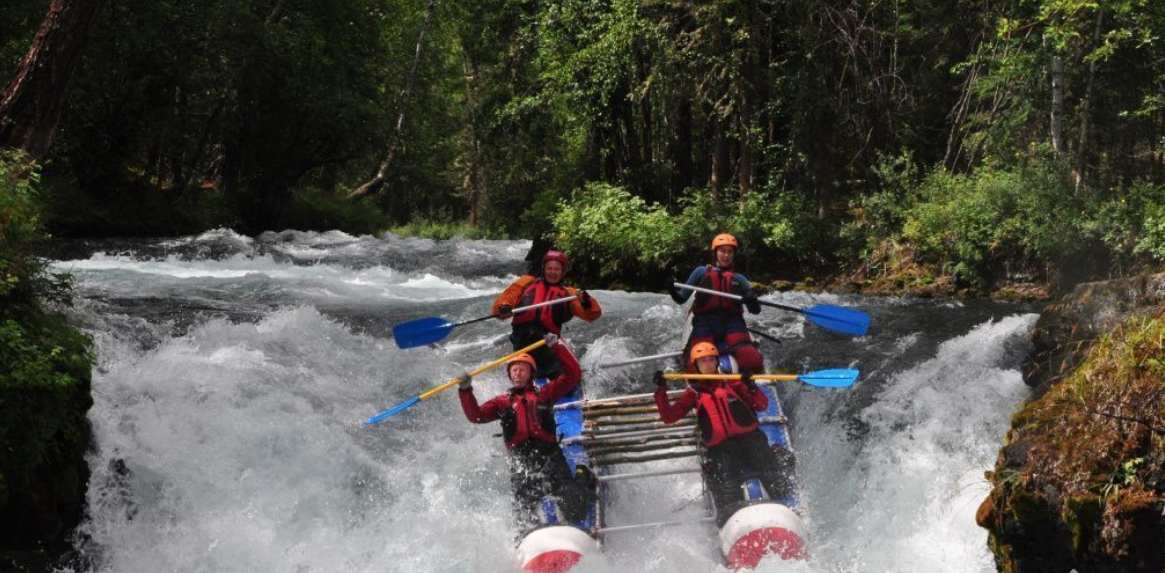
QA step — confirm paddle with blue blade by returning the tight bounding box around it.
[662,368,860,388]
[673,283,870,336]
[391,295,578,349]
[366,338,549,425]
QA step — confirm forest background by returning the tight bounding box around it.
[3,0,1165,296]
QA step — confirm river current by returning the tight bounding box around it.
[47,229,1037,573]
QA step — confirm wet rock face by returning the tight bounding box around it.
[1022,272,1165,392]
[980,302,1165,573]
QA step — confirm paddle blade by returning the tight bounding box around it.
[392,317,456,349]
[366,396,421,425]
[797,369,859,388]
[803,305,870,336]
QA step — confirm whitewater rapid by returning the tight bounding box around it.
[50,229,1037,573]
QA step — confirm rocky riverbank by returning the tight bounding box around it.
[977,273,1165,573]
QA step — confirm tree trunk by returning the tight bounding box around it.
[711,119,729,199]
[0,0,106,159]
[1049,35,1066,156]
[738,91,753,205]
[461,54,484,226]
[670,98,693,203]
[1075,10,1104,192]
[348,0,438,200]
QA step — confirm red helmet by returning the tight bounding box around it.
[542,250,570,272]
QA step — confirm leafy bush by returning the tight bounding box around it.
[0,151,44,301]
[1134,200,1165,262]
[0,151,94,547]
[900,161,1084,284]
[278,187,394,235]
[387,218,507,240]
[552,182,820,284]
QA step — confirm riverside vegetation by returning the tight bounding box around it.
[1,0,1164,293]
[0,151,94,565]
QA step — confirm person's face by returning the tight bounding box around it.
[543,260,565,283]
[695,355,720,374]
[509,363,533,386]
[715,246,735,268]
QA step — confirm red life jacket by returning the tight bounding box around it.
[693,383,759,447]
[692,266,745,315]
[512,279,573,334]
[499,385,559,449]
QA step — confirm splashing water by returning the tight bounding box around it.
[50,231,1037,573]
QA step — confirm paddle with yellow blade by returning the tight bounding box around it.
[366,338,549,425]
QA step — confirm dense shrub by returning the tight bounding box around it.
[901,161,1085,284]
[552,182,821,285]
[277,187,394,235]
[0,152,94,549]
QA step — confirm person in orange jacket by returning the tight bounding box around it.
[457,334,594,532]
[653,341,794,523]
[492,249,601,376]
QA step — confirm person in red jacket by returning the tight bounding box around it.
[457,333,594,533]
[668,233,764,372]
[492,249,601,376]
[653,341,793,522]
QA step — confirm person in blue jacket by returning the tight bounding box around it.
[669,233,764,371]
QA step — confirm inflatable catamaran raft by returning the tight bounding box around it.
[516,353,858,572]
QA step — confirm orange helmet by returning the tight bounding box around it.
[508,353,538,376]
[688,341,720,366]
[711,233,738,251]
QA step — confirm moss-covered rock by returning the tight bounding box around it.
[1023,273,1165,392]
[979,311,1165,573]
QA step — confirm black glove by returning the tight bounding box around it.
[739,368,755,389]
[498,304,513,319]
[580,290,594,309]
[653,370,668,388]
[668,284,686,304]
[742,290,761,314]
[457,372,473,390]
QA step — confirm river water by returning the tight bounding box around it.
[48,229,1038,573]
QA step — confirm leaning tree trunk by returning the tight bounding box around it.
[0,0,106,160]
[347,0,438,200]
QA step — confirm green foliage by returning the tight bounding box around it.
[277,188,393,236]
[552,183,683,278]
[0,151,42,299]
[1132,195,1165,262]
[0,153,94,546]
[387,219,506,240]
[899,160,1084,284]
[553,182,820,283]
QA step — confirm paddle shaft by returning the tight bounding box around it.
[661,373,797,381]
[456,295,579,327]
[598,351,682,369]
[367,338,549,424]
[418,338,549,399]
[673,282,796,313]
